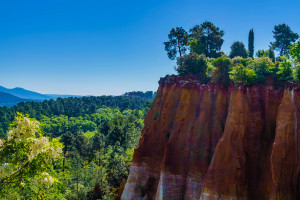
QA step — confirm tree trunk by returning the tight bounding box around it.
[178,39,183,67]
[280,47,284,56]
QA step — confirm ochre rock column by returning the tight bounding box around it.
[200,85,283,200]
[270,87,300,199]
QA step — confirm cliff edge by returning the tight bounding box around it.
[121,75,300,200]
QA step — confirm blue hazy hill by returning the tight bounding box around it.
[0,91,30,107]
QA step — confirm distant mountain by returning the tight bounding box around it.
[0,86,82,107]
[45,94,82,99]
[0,86,51,100]
[123,91,156,100]
[0,91,30,107]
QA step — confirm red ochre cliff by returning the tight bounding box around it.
[121,75,300,200]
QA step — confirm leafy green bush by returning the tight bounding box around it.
[177,53,208,82]
[256,49,269,57]
[231,56,243,65]
[211,56,232,85]
[206,60,216,80]
[290,41,300,62]
[293,63,300,83]
[229,41,247,58]
[187,38,206,55]
[248,57,273,83]
[277,56,293,82]
[232,56,252,67]
[229,64,257,85]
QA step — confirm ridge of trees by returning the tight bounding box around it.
[164,22,300,86]
[0,95,151,137]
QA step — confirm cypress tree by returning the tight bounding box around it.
[248,29,254,58]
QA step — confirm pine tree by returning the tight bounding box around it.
[248,29,254,58]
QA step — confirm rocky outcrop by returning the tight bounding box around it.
[121,75,300,200]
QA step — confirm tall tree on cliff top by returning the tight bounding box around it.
[248,29,254,58]
[229,41,248,58]
[271,23,299,56]
[189,21,224,58]
[164,27,188,67]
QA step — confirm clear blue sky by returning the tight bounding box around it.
[0,0,299,95]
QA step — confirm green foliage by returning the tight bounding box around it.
[256,48,275,62]
[256,49,270,58]
[269,48,276,62]
[248,57,273,83]
[211,56,232,85]
[229,41,247,58]
[176,53,208,80]
[0,114,63,199]
[248,29,254,58]
[164,27,188,61]
[271,23,299,56]
[277,56,293,82]
[290,41,300,62]
[293,63,300,83]
[187,38,206,55]
[189,21,224,58]
[0,94,150,199]
[0,95,151,135]
[205,60,215,80]
[232,57,252,67]
[229,64,257,85]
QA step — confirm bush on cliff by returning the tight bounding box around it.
[290,41,300,62]
[211,56,232,85]
[247,57,273,83]
[293,63,300,83]
[177,53,208,82]
[229,64,257,85]
[232,56,253,67]
[277,56,293,82]
[229,41,247,58]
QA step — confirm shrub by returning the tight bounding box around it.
[229,41,247,58]
[248,57,273,83]
[206,60,215,80]
[268,61,280,80]
[256,49,269,57]
[232,56,252,67]
[277,56,293,82]
[177,53,208,82]
[293,63,300,83]
[229,64,257,85]
[290,41,300,63]
[232,56,243,65]
[212,56,232,85]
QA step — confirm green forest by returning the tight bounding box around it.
[0,96,151,199]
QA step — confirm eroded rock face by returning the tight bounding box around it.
[121,75,300,200]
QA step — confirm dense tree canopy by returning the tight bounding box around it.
[0,98,149,199]
[229,41,248,58]
[164,27,188,65]
[271,23,299,56]
[0,95,151,136]
[176,53,207,81]
[290,41,300,62]
[0,115,63,199]
[189,21,224,58]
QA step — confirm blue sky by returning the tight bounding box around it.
[0,0,299,95]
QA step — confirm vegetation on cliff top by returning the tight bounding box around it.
[164,22,300,86]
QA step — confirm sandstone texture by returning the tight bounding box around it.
[121,75,300,200]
